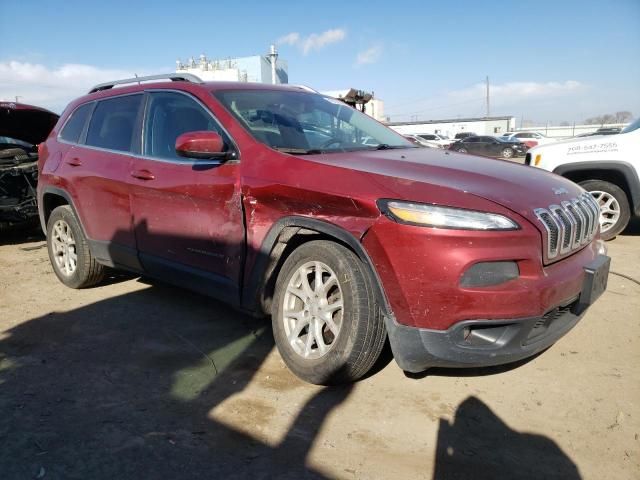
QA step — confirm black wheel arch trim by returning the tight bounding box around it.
[553,161,640,215]
[39,186,88,237]
[243,215,392,317]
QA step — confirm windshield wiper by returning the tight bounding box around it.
[273,147,323,155]
[373,144,417,150]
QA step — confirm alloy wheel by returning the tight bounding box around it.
[590,190,620,233]
[282,261,343,359]
[51,219,77,276]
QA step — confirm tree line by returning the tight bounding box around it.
[584,111,633,125]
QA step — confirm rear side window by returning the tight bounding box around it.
[60,103,93,143]
[86,95,142,152]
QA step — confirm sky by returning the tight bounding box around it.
[1,0,639,125]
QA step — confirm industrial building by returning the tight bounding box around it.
[387,116,516,138]
[176,46,288,84]
[321,89,385,122]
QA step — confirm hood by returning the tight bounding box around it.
[0,102,59,147]
[313,147,584,223]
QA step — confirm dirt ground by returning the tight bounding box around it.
[1,224,638,480]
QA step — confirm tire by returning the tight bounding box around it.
[272,240,386,385]
[579,179,631,241]
[501,148,514,158]
[457,148,467,153]
[46,205,105,288]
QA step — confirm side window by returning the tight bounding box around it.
[144,91,225,160]
[60,103,93,143]
[464,137,478,143]
[86,95,142,152]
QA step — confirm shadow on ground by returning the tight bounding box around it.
[0,281,352,479]
[621,217,640,236]
[0,223,44,246]
[434,396,581,480]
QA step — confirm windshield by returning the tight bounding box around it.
[213,89,414,153]
[621,117,640,134]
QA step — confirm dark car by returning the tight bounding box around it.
[37,73,608,385]
[0,102,59,229]
[449,135,528,158]
[454,132,477,140]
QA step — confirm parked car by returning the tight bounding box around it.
[38,74,609,385]
[575,127,624,138]
[527,117,640,240]
[501,131,555,148]
[594,127,622,135]
[416,133,453,148]
[454,132,477,140]
[1,102,59,230]
[403,134,441,148]
[449,135,528,158]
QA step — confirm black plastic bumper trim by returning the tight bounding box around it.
[385,305,584,373]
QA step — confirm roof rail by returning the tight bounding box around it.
[88,73,203,94]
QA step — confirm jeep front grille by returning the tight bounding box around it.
[534,193,600,260]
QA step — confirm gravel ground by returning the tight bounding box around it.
[0,224,638,479]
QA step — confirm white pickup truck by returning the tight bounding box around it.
[526,118,640,240]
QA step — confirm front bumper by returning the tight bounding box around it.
[386,255,610,372]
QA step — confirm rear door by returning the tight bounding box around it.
[129,90,244,302]
[462,137,481,154]
[57,94,143,269]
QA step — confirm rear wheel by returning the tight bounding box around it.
[272,240,386,385]
[457,148,467,153]
[501,147,514,158]
[579,179,630,241]
[46,205,105,288]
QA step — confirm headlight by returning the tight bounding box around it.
[379,201,519,230]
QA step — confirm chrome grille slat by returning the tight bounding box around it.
[534,194,599,262]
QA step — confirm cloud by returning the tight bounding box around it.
[276,32,300,46]
[385,80,593,122]
[448,80,586,102]
[276,29,346,55]
[0,61,148,113]
[356,45,382,66]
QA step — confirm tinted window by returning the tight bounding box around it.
[86,95,142,152]
[143,91,226,160]
[419,134,436,140]
[60,103,93,143]
[463,137,479,143]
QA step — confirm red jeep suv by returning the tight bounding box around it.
[37,74,610,384]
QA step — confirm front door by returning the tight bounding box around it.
[129,90,244,302]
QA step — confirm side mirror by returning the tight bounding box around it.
[175,131,228,160]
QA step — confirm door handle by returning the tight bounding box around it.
[66,157,82,167]
[131,169,155,180]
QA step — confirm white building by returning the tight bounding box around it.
[176,46,288,84]
[387,116,516,138]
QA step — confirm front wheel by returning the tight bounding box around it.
[456,148,467,153]
[579,179,631,241]
[272,240,386,385]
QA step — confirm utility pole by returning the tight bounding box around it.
[485,76,490,118]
